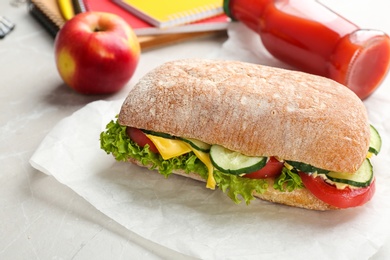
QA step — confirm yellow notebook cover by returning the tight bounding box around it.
[113,0,224,28]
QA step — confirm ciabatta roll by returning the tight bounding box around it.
[101,59,379,210]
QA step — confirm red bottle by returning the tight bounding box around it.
[224,0,390,99]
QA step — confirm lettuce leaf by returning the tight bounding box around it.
[273,167,304,192]
[213,171,268,205]
[100,119,303,205]
[100,119,208,178]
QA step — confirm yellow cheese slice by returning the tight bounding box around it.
[186,144,216,190]
[146,134,216,189]
[146,134,191,160]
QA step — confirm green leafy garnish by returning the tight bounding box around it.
[214,171,268,204]
[273,167,304,192]
[100,119,208,178]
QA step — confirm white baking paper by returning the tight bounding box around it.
[30,23,390,259]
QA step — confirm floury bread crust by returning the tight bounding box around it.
[119,59,370,173]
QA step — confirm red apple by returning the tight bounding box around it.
[54,12,140,94]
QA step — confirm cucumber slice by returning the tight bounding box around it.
[142,129,175,139]
[286,161,329,174]
[369,125,381,155]
[180,137,211,152]
[209,145,267,175]
[326,159,373,187]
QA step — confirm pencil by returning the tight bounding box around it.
[57,0,74,20]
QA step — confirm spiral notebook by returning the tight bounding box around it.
[27,0,227,50]
[113,0,224,28]
[88,0,228,36]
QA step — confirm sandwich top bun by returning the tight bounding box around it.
[118,59,370,173]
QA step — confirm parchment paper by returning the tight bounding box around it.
[30,23,390,259]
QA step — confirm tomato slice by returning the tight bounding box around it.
[126,127,159,153]
[299,172,375,209]
[244,157,284,179]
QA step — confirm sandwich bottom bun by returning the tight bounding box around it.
[127,158,337,210]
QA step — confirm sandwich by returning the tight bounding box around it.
[100,59,381,210]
